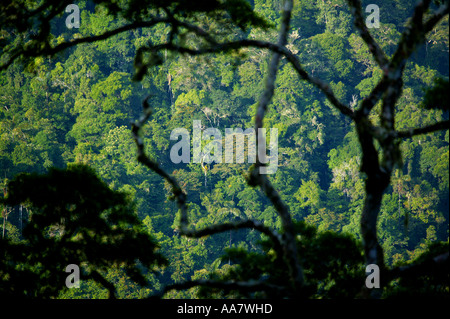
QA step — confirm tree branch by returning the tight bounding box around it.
[181,219,283,253]
[151,278,287,299]
[131,97,285,258]
[139,38,354,118]
[354,0,448,118]
[87,270,116,299]
[391,0,448,71]
[424,1,450,32]
[387,251,449,283]
[248,0,305,293]
[356,75,389,117]
[346,0,389,68]
[1,18,170,71]
[395,119,450,139]
[131,95,188,227]
[253,0,293,132]
[132,1,307,294]
[2,6,353,120]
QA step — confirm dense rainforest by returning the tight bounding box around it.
[0,0,448,299]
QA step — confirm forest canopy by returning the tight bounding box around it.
[0,0,449,299]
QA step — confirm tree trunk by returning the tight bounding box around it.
[360,177,387,267]
[356,116,391,269]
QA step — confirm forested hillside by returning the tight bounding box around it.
[0,0,448,299]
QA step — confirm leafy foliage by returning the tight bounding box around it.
[200,221,365,298]
[0,164,166,298]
